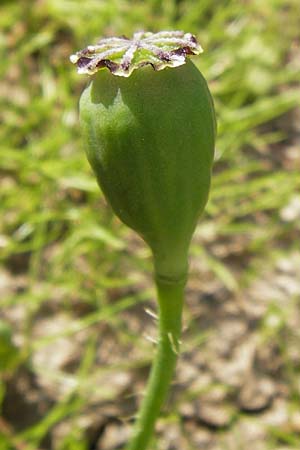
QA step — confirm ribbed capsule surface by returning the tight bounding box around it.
[80,60,216,279]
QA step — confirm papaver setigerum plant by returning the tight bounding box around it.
[71,30,216,450]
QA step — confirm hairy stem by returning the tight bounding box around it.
[126,274,186,450]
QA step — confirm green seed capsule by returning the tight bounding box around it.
[76,33,216,280]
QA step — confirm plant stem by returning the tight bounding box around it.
[126,274,186,450]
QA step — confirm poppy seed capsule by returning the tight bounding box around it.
[77,33,216,281]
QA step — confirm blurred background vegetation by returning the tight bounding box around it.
[1,1,300,449]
